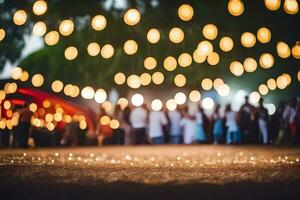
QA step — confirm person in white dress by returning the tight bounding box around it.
[225,104,239,144]
[148,109,168,144]
[129,105,148,144]
[167,108,182,144]
[180,107,196,144]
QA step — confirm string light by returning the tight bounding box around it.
[31,74,44,87]
[152,72,164,85]
[166,99,177,111]
[164,56,177,71]
[207,52,220,66]
[277,41,291,58]
[257,27,271,44]
[241,32,256,48]
[258,84,269,95]
[91,15,107,31]
[202,97,214,110]
[87,42,100,56]
[44,31,60,46]
[264,0,281,11]
[81,86,95,99]
[174,74,186,87]
[151,99,163,111]
[59,19,74,36]
[230,61,244,76]
[127,74,141,89]
[189,90,201,102]
[131,93,144,107]
[228,0,244,16]
[219,36,234,52]
[124,8,141,26]
[284,0,299,15]
[114,72,126,85]
[33,0,47,16]
[147,28,160,44]
[169,27,184,44]
[178,4,194,21]
[201,78,213,90]
[94,89,107,104]
[259,53,274,69]
[203,24,218,40]
[197,41,213,56]
[267,78,277,90]
[101,44,114,59]
[0,28,5,42]
[123,40,138,55]
[178,53,192,67]
[13,10,27,26]
[243,57,257,73]
[144,57,157,70]
[193,49,207,63]
[51,80,64,93]
[174,92,186,105]
[140,73,151,86]
[292,41,300,59]
[64,46,78,60]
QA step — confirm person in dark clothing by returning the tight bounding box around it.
[18,103,33,148]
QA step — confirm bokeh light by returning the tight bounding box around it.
[228,0,244,16]
[151,99,163,111]
[92,15,107,31]
[131,93,144,107]
[203,24,218,40]
[147,28,160,44]
[178,4,194,21]
[174,92,186,105]
[219,36,234,52]
[202,97,214,110]
[169,27,184,43]
[94,89,107,104]
[124,8,141,26]
[144,57,157,70]
[189,90,201,102]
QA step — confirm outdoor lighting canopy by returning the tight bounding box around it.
[0,28,5,42]
[87,42,100,56]
[123,40,138,55]
[197,40,213,56]
[81,86,95,99]
[174,74,186,87]
[202,24,218,40]
[207,52,220,66]
[91,15,107,31]
[147,28,160,44]
[33,21,47,36]
[59,19,74,36]
[241,32,256,48]
[174,92,186,105]
[166,99,177,111]
[284,0,299,15]
[164,56,177,71]
[189,90,201,102]
[101,44,114,59]
[276,41,291,58]
[264,0,281,11]
[259,53,274,69]
[114,72,126,85]
[33,0,48,16]
[219,36,234,52]
[44,31,60,46]
[151,99,163,111]
[124,8,141,26]
[257,27,271,43]
[64,46,78,60]
[94,89,107,104]
[178,53,192,67]
[169,27,184,44]
[228,0,244,16]
[230,61,244,76]
[13,10,27,26]
[243,57,257,73]
[202,97,214,110]
[144,57,157,70]
[131,93,144,107]
[178,4,194,21]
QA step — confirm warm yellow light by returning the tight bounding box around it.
[230,61,244,76]
[166,99,177,111]
[101,44,114,59]
[197,40,213,56]
[81,86,95,99]
[13,10,27,26]
[264,0,281,11]
[124,8,141,26]
[31,74,44,87]
[54,113,63,122]
[259,84,269,95]
[249,91,260,104]
[276,76,288,89]
[140,73,152,86]
[202,97,214,110]
[276,41,290,58]
[29,103,37,112]
[219,36,234,52]
[52,80,64,93]
[152,72,164,85]
[207,52,220,66]
[267,78,277,90]
[11,67,22,80]
[33,0,47,16]
[164,56,177,71]
[0,90,6,100]
[201,78,213,90]
[127,74,141,89]
[203,24,218,40]
[87,42,100,56]
[174,92,186,105]
[46,123,55,131]
[92,15,107,31]
[228,0,244,16]
[243,57,257,73]
[178,53,192,67]
[4,83,17,94]
[70,85,80,98]
[297,71,300,82]
[178,4,194,21]
[189,90,201,102]
[45,114,53,123]
[64,84,73,96]
[100,115,110,125]
[43,100,51,108]
[284,0,299,15]
[147,28,160,44]
[102,101,112,113]
[59,19,74,36]
[169,27,184,44]
[213,78,224,90]
[257,27,271,44]
[118,98,129,110]
[151,99,163,111]
[3,101,11,110]
[114,72,126,85]
[94,89,107,104]
[131,93,144,107]
[33,21,47,36]
[64,46,78,60]
[292,42,300,59]
[174,74,186,87]
[241,32,256,48]
[0,28,5,42]
[44,31,59,46]
[144,57,157,70]
[259,53,274,69]
[193,49,206,63]
[124,40,138,55]
[20,71,29,82]
[110,119,120,129]
[282,73,292,85]
[217,84,230,97]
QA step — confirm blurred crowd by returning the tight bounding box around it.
[0,95,300,148]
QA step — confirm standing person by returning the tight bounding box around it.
[129,104,148,145]
[112,105,125,145]
[212,104,223,144]
[195,105,207,143]
[180,106,196,144]
[225,104,239,144]
[18,103,33,148]
[61,119,79,147]
[96,108,113,146]
[167,107,182,144]
[257,98,269,144]
[121,106,132,145]
[148,106,168,144]
[239,95,257,143]
[269,101,285,144]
